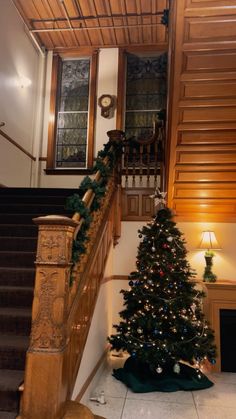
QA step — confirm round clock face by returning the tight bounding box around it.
[100,95,112,108]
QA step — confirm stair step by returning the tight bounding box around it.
[0,195,72,205]
[0,286,34,308]
[0,268,35,287]
[0,369,24,412]
[0,187,81,197]
[0,308,32,336]
[0,237,37,252]
[0,411,18,418]
[0,251,35,268]
[0,335,29,370]
[0,187,81,415]
[0,213,69,224]
[0,225,38,238]
[0,203,69,214]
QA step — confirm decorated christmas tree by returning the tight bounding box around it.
[109,191,216,392]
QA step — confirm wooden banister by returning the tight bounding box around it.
[19,130,124,419]
[0,125,36,161]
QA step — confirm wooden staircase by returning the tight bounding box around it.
[0,187,79,418]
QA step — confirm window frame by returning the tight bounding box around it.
[46,50,98,173]
[116,47,168,133]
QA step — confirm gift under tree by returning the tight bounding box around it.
[108,191,216,392]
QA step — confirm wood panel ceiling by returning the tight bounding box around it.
[13,0,169,51]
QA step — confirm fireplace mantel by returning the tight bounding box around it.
[201,280,236,372]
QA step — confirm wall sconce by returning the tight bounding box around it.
[18,75,32,89]
[198,231,221,283]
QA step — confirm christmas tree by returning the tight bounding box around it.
[109,192,216,391]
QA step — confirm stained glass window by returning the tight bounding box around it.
[125,53,167,142]
[55,59,90,168]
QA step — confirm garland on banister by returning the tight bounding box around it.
[65,140,122,280]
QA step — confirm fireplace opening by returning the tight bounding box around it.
[220,309,236,372]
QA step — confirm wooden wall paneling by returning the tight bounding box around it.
[175,167,236,182]
[122,188,155,220]
[183,50,236,72]
[181,81,236,99]
[177,130,236,145]
[180,107,236,124]
[176,150,236,164]
[141,194,154,217]
[185,0,236,9]
[174,183,236,199]
[184,16,236,43]
[166,0,236,221]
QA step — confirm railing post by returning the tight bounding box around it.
[20,215,77,419]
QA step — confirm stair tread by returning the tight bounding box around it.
[0,334,29,348]
[0,285,33,292]
[0,307,32,317]
[0,267,35,273]
[0,411,17,419]
[0,369,24,390]
[0,251,35,254]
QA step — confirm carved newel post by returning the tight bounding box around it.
[20,215,78,419]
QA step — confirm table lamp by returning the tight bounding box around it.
[198,231,221,282]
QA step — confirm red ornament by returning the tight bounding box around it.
[159,270,164,277]
[163,243,169,249]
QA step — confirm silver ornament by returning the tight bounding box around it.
[156,366,163,374]
[167,236,173,242]
[173,363,180,374]
[151,246,156,252]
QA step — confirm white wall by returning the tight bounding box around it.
[95,48,119,154]
[72,246,114,400]
[0,1,42,186]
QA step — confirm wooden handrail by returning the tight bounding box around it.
[0,125,36,161]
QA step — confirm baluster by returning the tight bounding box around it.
[139,144,143,186]
[146,144,151,187]
[132,147,137,187]
[154,140,158,187]
[124,142,129,188]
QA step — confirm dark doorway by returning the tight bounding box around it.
[220,309,236,372]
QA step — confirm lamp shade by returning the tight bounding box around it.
[198,231,221,250]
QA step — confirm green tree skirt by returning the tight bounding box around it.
[113,357,214,392]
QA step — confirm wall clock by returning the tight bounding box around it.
[98,94,115,118]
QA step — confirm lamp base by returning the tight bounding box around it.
[203,255,217,283]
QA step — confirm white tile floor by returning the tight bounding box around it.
[84,356,236,419]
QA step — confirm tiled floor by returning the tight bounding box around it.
[84,357,236,419]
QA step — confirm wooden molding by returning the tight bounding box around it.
[87,50,99,168]
[202,280,236,372]
[46,54,61,170]
[46,50,98,171]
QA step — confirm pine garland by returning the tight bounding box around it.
[65,139,122,283]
